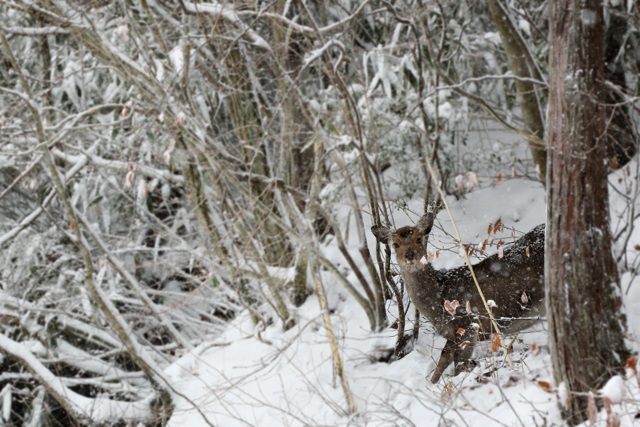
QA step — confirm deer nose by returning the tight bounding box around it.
[406,251,415,261]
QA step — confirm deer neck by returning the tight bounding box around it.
[400,262,443,321]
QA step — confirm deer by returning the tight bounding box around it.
[372,213,545,383]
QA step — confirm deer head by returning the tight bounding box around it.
[371,213,435,271]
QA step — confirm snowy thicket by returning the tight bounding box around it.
[0,1,638,426]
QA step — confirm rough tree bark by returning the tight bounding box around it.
[546,0,628,424]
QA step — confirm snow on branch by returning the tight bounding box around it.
[51,149,184,185]
[75,212,194,350]
[182,1,270,49]
[0,143,92,246]
[55,340,148,387]
[0,333,154,424]
[1,26,69,36]
[302,39,346,70]
[0,291,122,349]
[238,0,374,35]
[441,74,548,89]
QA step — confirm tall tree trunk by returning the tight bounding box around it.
[273,1,315,306]
[222,41,293,267]
[546,1,628,425]
[487,0,547,183]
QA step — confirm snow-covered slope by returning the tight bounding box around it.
[165,171,640,427]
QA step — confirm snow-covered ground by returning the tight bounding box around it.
[165,166,640,426]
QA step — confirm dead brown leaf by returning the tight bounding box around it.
[531,343,539,356]
[611,157,619,170]
[444,300,460,317]
[491,334,501,353]
[603,397,612,416]
[537,381,553,393]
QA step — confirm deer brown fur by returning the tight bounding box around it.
[372,213,545,383]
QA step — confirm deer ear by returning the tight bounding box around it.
[371,225,392,245]
[416,212,435,236]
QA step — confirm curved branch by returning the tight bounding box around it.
[0,333,154,424]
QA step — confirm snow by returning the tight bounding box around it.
[154,59,165,82]
[114,23,129,43]
[165,180,543,425]
[162,156,640,426]
[2,384,11,421]
[558,382,570,409]
[9,156,639,425]
[303,39,346,70]
[166,311,564,426]
[0,333,154,423]
[1,26,68,35]
[170,46,184,74]
[518,19,531,37]
[181,1,270,49]
[2,29,638,420]
[420,255,428,266]
[601,376,627,404]
[483,32,502,45]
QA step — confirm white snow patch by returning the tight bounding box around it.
[558,381,570,408]
[518,19,531,37]
[163,155,640,427]
[601,375,626,404]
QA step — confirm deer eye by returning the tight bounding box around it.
[392,243,399,249]
[416,238,422,244]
